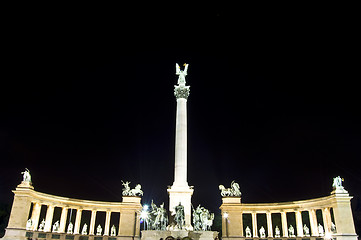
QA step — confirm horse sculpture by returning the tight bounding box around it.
[219,180,242,197]
[121,181,143,196]
[192,205,214,231]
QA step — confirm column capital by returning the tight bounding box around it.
[174,86,190,99]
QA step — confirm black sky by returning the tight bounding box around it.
[1,5,360,232]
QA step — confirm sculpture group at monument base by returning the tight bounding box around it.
[141,230,219,240]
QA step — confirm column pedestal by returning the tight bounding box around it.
[167,186,194,228]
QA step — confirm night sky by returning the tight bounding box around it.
[1,5,360,234]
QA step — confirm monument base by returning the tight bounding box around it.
[1,228,27,240]
[141,230,218,240]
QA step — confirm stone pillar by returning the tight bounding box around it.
[30,202,42,231]
[331,192,358,240]
[309,209,318,236]
[118,197,142,238]
[295,210,303,237]
[281,211,288,237]
[3,185,34,239]
[74,209,82,234]
[239,211,244,237]
[59,207,68,233]
[220,206,243,238]
[266,212,273,237]
[104,211,111,236]
[168,75,193,227]
[252,212,258,237]
[322,207,331,235]
[44,205,54,232]
[89,210,97,235]
[174,97,188,186]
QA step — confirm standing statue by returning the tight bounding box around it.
[331,222,336,233]
[121,181,143,196]
[67,222,73,234]
[332,176,344,189]
[38,219,45,231]
[303,224,310,236]
[245,226,252,237]
[176,63,189,87]
[96,224,102,235]
[26,219,33,230]
[318,223,324,236]
[174,202,185,230]
[192,205,214,231]
[81,223,88,235]
[259,226,266,238]
[52,220,60,232]
[21,168,32,183]
[110,225,117,236]
[274,226,281,237]
[150,201,168,230]
[288,225,295,237]
[219,180,241,197]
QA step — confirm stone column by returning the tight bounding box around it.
[44,205,54,232]
[281,211,288,237]
[322,208,330,235]
[330,190,358,240]
[3,184,34,239]
[295,210,303,237]
[89,210,97,235]
[174,97,188,186]
[30,202,42,231]
[252,212,258,237]
[309,209,318,236]
[104,211,111,236]
[59,207,68,233]
[266,212,273,237]
[74,209,82,234]
[168,81,193,226]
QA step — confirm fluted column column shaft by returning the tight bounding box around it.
[59,207,68,233]
[30,202,42,231]
[252,212,258,237]
[281,212,288,237]
[322,207,332,235]
[309,209,318,236]
[295,211,303,237]
[74,209,82,234]
[266,212,273,237]
[174,98,188,186]
[44,205,54,232]
[89,210,97,235]
[104,211,111,236]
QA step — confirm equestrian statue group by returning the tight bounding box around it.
[120,179,241,232]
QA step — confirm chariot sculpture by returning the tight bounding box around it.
[121,180,143,196]
[219,180,241,197]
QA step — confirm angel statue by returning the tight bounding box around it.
[176,63,189,87]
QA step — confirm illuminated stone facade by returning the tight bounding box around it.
[1,180,142,240]
[220,184,358,240]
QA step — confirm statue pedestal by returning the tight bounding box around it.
[141,230,218,240]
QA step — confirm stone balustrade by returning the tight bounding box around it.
[220,189,357,240]
[2,181,142,240]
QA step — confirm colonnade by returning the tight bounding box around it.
[220,189,357,240]
[2,181,142,240]
[29,203,117,236]
[226,207,334,238]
